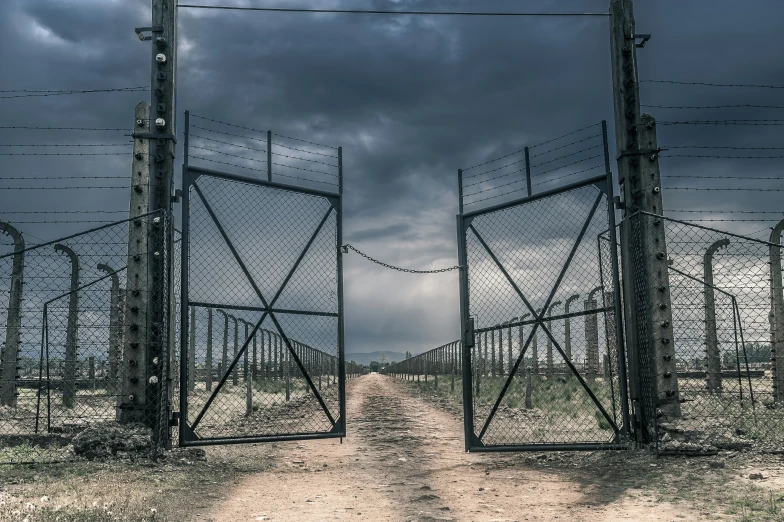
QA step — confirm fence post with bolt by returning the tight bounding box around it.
[704,239,730,394]
[770,219,784,402]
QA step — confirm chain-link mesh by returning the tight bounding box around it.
[182,172,359,442]
[458,180,627,448]
[630,212,784,454]
[382,341,464,409]
[0,212,171,463]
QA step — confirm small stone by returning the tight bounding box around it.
[749,472,764,480]
[709,460,725,469]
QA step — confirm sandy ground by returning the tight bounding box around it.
[203,374,707,522]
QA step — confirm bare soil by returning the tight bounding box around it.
[203,374,735,522]
[3,373,784,521]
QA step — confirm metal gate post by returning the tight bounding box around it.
[771,219,784,402]
[456,212,475,451]
[188,306,196,391]
[0,222,23,407]
[97,263,122,411]
[54,244,79,408]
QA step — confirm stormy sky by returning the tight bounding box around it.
[1,0,782,357]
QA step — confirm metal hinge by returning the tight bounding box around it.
[625,33,651,48]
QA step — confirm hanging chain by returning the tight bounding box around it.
[341,244,461,273]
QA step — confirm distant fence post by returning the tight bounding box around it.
[704,239,730,394]
[55,244,79,409]
[0,223,24,408]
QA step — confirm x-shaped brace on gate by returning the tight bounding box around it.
[188,180,339,434]
[466,189,620,444]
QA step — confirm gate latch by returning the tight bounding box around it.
[169,411,180,427]
[466,317,475,347]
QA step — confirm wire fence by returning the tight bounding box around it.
[186,113,341,190]
[628,212,784,454]
[0,212,172,464]
[459,122,608,210]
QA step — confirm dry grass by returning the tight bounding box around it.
[0,444,275,521]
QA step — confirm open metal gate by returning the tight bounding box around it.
[178,118,345,446]
[457,166,629,451]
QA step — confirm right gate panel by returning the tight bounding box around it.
[457,175,629,451]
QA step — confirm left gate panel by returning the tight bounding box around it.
[179,166,345,445]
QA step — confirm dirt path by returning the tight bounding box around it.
[204,374,705,522]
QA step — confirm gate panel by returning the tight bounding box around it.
[180,166,344,445]
[458,174,628,451]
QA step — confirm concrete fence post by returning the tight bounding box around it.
[705,238,729,393]
[55,244,79,408]
[0,222,24,407]
[770,219,784,402]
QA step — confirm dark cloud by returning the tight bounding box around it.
[1,0,782,355]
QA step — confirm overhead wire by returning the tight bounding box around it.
[178,5,609,16]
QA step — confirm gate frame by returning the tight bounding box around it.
[178,117,346,447]
[457,130,629,452]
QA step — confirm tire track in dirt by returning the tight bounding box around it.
[203,374,707,521]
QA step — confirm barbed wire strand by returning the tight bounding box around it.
[189,133,267,153]
[271,141,339,159]
[191,114,268,134]
[271,150,338,168]
[0,87,149,99]
[528,133,602,158]
[533,153,604,177]
[659,120,784,126]
[272,132,337,150]
[189,125,268,144]
[342,244,459,273]
[529,144,602,168]
[0,126,127,131]
[190,145,266,163]
[463,168,524,188]
[643,104,784,110]
[640,80,784,89]
[0,143,129,147]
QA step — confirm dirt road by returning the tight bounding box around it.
[205,374,706,521]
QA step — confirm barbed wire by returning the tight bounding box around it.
[659,120,784,126]
[273,172,338,186]
[640,80,784,89]
[189,133,267,153]
[272,150,339,168]
[271,141,339,158]
[661,175,780,180]
[463,177,525,198]
[273,132,337,150]
[0,87,149,99]
[0,143,129,147]
[663,145,784,151]
[190,125,268,144]
[465,186,526,205]
[0,126,127,131]
[0,175,129,180]
[191,114,268,134]
[0,210,128,214]
[660,154,784,159]
[190,145,266,163]
[271,161,337,177]
[528,133,602,158]
[643,104,784,110]
[189,155,268,173]
[0,152,131,156]
[342,244,460,273]
[667,210,783,214]
[462,168,524,188]
[668,187,783,192]
[532,163,605,187]
[462,159,523,180]
[529,144,601,168]
[528,122,602,149]
[533,153,604,177]
[0,186,130,190]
